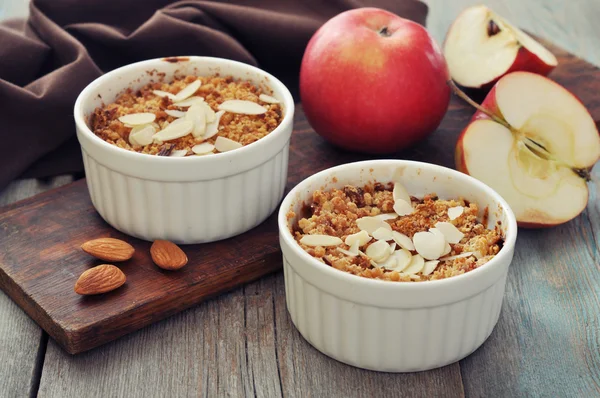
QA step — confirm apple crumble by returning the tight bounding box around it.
[288,181,504,282]
[89,75,283,156]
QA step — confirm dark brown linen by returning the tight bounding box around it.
[0,0,427,190]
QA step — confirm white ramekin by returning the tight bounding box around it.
[75,57,294,244]
[278,160,517,372]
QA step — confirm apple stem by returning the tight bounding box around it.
[447,80,514,131]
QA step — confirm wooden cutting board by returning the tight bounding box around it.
[1,38,598,354]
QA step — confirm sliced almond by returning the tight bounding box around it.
[377,253,398,270]
[393,199,414,216]
[403,254,425,275]
[174,80,202,102]
[375,213,397,221]
[393,249,412,272]
[215,136,242,152]
[344,230,371,247]
[393,181,411,204]
[372,227,393,241]
[442,242,452,256]
[203,110,225,139]
[218,100,267,115]
[448,206,464,220]
[300,235,343,247]
[349,241,360,255]
[165,109,186,118]
[259,94,280,104]
[81,238,135,262]
[440,252,475,261]
[169,150,188,157]
[389,242,397,254]
[152,120,193,142]
[129,125,156,146]
[391,231,415,251]
[153,90,176,100]
[118,113,156,126]
[435,222,465,244]
[74,264,126,295]
[173,96,205,108]
[201,102,217,123]
[412,231,445,260]
[128,133,140,146]
[192,143,215,155]
[429,228,446,242]
[186,104,207,137]
[365,240,391,262]
[337,247,358,257]
[356,216,392,235]
[422,260,440,276]
[150,240,188,270]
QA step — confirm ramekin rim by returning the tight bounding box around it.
[73,56,295,164]
[277,159,518,290]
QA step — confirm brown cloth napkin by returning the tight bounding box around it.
[0,0,427,191]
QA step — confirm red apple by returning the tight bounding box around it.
[455,72,600,227]
[300,8,450,154]
[444,5,558,90]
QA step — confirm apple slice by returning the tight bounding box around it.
[444,5,557,90]
[455,72,600,227]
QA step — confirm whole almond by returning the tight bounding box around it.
[74,264,126,295]
[81,238,135,262]
[150,240,188,270]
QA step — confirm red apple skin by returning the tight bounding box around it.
[454,76,590,228]
[300,8,450,154]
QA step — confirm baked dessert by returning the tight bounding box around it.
[89,75,283,156]
[288,180,504,282]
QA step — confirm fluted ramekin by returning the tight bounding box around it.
[74,57,294,244]
[278,160,517,372]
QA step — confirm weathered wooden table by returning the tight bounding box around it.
[1,1,599,396]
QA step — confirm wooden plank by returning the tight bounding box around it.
[424,1,600,396]
[0,176,72,397]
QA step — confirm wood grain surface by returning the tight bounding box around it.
[1,0,600,397]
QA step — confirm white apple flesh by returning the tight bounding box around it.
[455,72,600,227]
[444,5,557,90]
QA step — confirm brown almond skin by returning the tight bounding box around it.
[150,240,188,270]
[81,238,135,262]
[75,264,126,295]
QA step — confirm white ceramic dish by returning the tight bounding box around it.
[278,160,517,372]
[75,56,294,244]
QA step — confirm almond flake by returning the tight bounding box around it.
[129,124,156,146]
[429,228,446,242]
[372,227,393,241]
[349,241,360,255]
[186,104,206,137]
[169,150,188,157]
[259,94,280,104]
[412,231,445,260]
[203,110,225,139]
[165,109,186,118]
[192,143,214,155]
[174,80,202,102]
[365,240,391,262]
[389,242,397,254]
[474,251,484,259]
[119,113,156,126]
[174,96,205,108]
[393,181,411,204]
[153,90,176,100]
[153,120,193,142]
[440,252,475,261]
[393,249,412,272]
[215,136,243,152]
[344,230,371,247]
[356,217,391,235]
[201,102,217,123]
[393,199,414,216]
[422,260,440,276]
[434,222,465,244]
[442,242,452,256]
[403,254,425,275]
[375,213,397,221]
[300,235,343,247]
[448,206,464,220]
[377,253,398,270]
[391,231,415,251]
[337,247,358,257]
[218,100,267,115]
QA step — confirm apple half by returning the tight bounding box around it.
[455,72,600,227]
[444,5,558,90]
